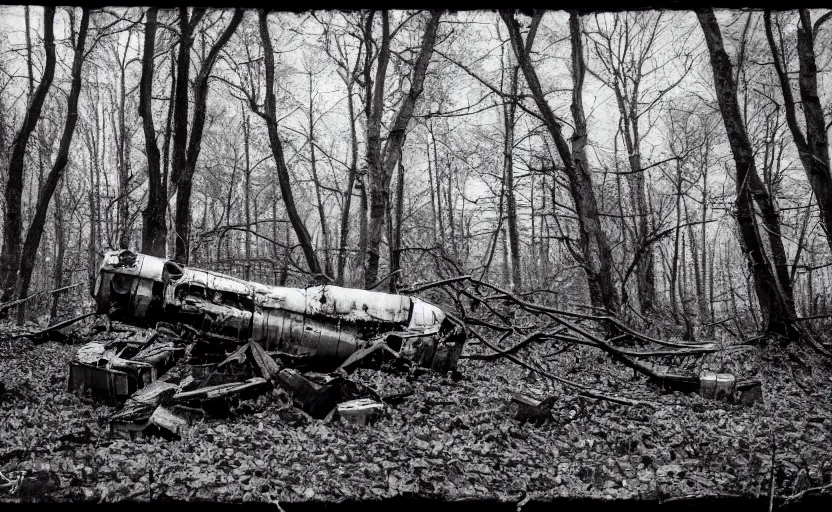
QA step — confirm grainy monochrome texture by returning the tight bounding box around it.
[0,7,831,509]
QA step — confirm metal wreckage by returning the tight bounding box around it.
[68,249,466,437]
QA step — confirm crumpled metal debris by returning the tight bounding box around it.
[336,398,384,425]
[96,320,383,437]
[93,249,465,372]
[68,248,466,437]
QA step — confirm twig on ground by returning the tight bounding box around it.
[781,482,832,506]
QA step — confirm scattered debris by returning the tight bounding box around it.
[699,371,737,402]
[336,398,384,425]
[93,249,466,372]
[57,248,472,438]
[510,391,556,424]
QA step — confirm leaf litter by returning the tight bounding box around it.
[1,327,831,504]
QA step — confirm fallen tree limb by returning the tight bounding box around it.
[22,311,97,340]
[551,333,718,357]
[470,329,656,407]
[462,330,550,361]
[465,278,713,349]
[781,481,832,505]
[402,275,472,295]
[0,282,84,312]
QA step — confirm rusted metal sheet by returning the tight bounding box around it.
[92,249,466,372]
[68,362,130,404]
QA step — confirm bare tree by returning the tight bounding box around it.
[15,8,91,324]
[696,8,797,338]
[255,9,322,280]
[0,6,56,307]
[139,7,165,257]
[764,10,832,252]
[586,12,694,315]
[501,9,620,314]
[363,10,444,289]
[170,8,243,264]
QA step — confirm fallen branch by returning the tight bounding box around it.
[465,278,713,349]
[0,282,84,312]
[21,311,97,340]
[367,269,401,291]
[401,274,472,295]
[781,482,832,506]
[471,329,656,407]
[551,333,718,357]
[462,330,550,361]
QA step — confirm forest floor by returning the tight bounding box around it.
[1,321,831,506]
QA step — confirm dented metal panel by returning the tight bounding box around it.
[408,299,445,334]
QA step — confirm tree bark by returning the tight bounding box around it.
[389,158,405,293]
[49,182,65,323]
[0,6,56,307]
[337,78,359,286]
[504,60,522,290]
[140,7,166,257]
[307,72,333,281]
[15,8,89,325]
[697,8,797,338]
[243,111,252,281]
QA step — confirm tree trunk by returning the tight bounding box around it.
[116,31,132,250]
[501,10,620,313]
[670,159,682,323]
[173,8,241,263]
[307,72,333,281]
[49,182,65,323]
[337,80,358,286]
[431,122,446,250]
[0,6,56,306]
[364,10,443,288]
[504,62,522,290]
[140,7,166,257]
[16,8,89,325]
[389,158,405,293]
[257,9,321,279]
[697,8,797,338]
[243,112,252,281]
